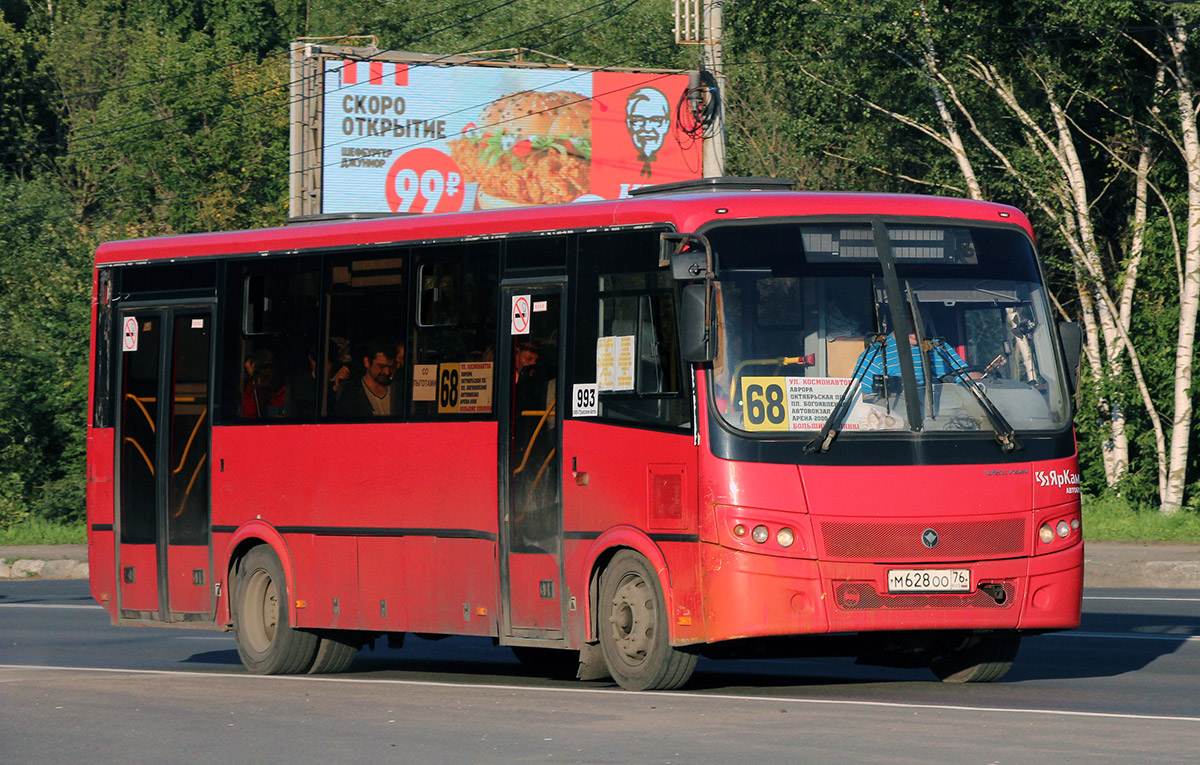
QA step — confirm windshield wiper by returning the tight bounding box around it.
[905,284,937,421]
[806,335,886,454]
[929,343,1021,453]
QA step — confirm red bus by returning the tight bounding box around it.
[86,178,1084,690]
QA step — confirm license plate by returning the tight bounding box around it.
[887,568,971,593]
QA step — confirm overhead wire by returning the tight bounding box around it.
[0,0,530,165]
[1,0,663,223]
[3,2,1190,227]
[1,0,511,149]
[0,0,661,175]
[0,0,632,184]
[1,1,1170,170]
[9,0,1180,167]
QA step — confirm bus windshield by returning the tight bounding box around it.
[707,221,1071,438]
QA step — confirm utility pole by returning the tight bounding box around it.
[289,42,323,219]
[701,0,726,177]
[676,0,726,177]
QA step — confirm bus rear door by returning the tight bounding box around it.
[115,305,214,622]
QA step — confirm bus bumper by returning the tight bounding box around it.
[698,540,1082,643]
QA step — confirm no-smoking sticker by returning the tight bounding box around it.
[122,316,139,352]
[511,294,531,335]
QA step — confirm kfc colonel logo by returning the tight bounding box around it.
[625,87,670,178]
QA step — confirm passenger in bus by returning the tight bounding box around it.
[513,338,540,383]
[389,341,406,398]
[242,348,285,418]
[511,337,558,551]
[284,342,351,417]
[329,336,352,399]
[336,338,396,417]
[513,337,557,427]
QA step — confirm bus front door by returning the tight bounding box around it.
[115,306,213,623]
[501,286,565,640]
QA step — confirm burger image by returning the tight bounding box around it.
[448,90,591,207]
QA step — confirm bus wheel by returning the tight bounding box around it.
[930,630,1021,683]
[511,646,580,680]
[308,632,360,674]
[598,550,697,691]
[232,545,318,675]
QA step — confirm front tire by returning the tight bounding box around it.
[930,630,1021,683]
[597,550,697,691]
[232,545,319,674]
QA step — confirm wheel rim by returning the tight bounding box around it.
[242,568,279,655]
[607,571,656,669]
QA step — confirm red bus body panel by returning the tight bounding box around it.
[211,421,499,635]
[87,426,117,614]
[692,376,1082,644]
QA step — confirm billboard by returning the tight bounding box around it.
[318,58,704,214]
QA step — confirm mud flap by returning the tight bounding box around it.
[577,641,612,681]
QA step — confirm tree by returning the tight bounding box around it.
[724,0,1198,514]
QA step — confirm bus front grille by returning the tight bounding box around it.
[819,517,1027,562]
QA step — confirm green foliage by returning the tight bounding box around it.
[1083,494,1200,542]
[41,14,290,232]
[721,0,1200,515]
[307,0,689,70]
[0,0,1198,530]
[0,175,92,526]
[0,14,53,178]
[0,518,86,545]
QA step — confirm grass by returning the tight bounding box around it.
[1,497,1198,546]
[1082,494,1200,543]
[0,518,86,546]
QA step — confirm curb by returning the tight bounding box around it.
[2,545,1198,588]
[0,559,90,580]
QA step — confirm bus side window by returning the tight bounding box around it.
[221,257,320,423]
[575,230,689,431]
[323,252,408,420]
[408,242,499,419]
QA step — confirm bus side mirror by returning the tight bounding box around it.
[680,284,714,363]
[1057,320,1082,391]
[660,232,712,280]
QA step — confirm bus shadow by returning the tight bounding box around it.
[181,649,243,667]
[1003,632,1193,682]
[177,603,1198,686]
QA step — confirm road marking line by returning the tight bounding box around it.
[1044,631,1199,643]
[1,663,1197,724]
[0,603,102,610]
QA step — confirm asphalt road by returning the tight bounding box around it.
[1,580,1197,763]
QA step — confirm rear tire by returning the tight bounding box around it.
[308,632,360,674]
[930,630,1021,683]
[597,550,697,691]
[232,545,318,675]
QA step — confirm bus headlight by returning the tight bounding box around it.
[751,525,770,544]
[733,524,748,538]
[1056,520,1071,538]
[777,528,795,548]
[1039,523,1055,544]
